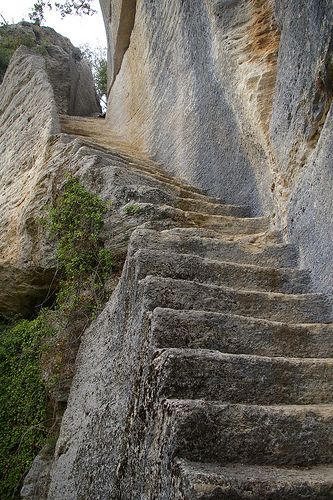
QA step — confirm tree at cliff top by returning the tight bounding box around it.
[28,0,96,25]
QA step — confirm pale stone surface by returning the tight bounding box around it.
[0,5,331,499]
[103,0,276,216]
[46,220,332,499]
[101,0,333,297]
[0,22,100,116]
[271,0,333,296]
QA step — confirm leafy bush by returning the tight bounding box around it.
[0,28,37,82]
[0,313,53,500]
[124,204,141,216]
[80,45,107,108]
[40,174,113,315]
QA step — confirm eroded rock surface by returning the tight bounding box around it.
[102,0,333,297]
[0,5,333,500]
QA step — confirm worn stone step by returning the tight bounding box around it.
[149,349,333,404]
[140,276,332,323]
[155,399,333,466]
[173,458,333,499]
[114,185,248,217]
[181,212,270,234]
[174,197,250,217]
[151,308,333,358]
[130,228,299,268]
[131,249,311,294]
[60,122,203,195]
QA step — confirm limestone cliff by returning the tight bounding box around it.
[1,3,333,500]
[102,0,333,297]
[0,23,100,314]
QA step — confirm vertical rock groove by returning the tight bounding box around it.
[112,0,137,84]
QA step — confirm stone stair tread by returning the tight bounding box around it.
[174,458,333,499]
[150,348,333,404]
[174,197,250,217]
[181,211,270,234]
[155,399,333,465]
[130,227,299,268]
[151,307,333,358]
[131,248,310,294]
[140,275,332,323]
[60,124,203,193]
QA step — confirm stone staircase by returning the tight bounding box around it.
[50,117,333,499]
[115,221,333,499]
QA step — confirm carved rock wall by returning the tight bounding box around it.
[271,0,333,295]
[101,0,333,296]
[102,0,282,216]
[0,24,101,314]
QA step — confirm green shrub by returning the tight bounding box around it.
[0,314,53,500]
[0,30,37,82]
[124,204,141,216]
[39,174,114,315]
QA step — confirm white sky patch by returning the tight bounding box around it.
[0,0,107,49]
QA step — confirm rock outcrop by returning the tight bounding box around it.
[0,23,101,314]
[0,3,333,500]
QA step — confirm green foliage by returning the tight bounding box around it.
[80,45,107,108]
[124,204,141,216]
[95,57,107,100]
[29,0,96,25]
[40,175,113,315]
[0,314,53,500]
[0,28,37,82]
[0,178,117,498]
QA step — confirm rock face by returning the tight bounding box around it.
[46,156,333,498]
[101,0,333,297]
[0,5,332,500]
[0,24,101,314]
[272,0,333,297]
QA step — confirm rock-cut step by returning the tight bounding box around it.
[157,399,333,466]
[150,349,333,405]
[174,197,250,217]
[150,308,333,358]
[131,248,311,294]
[130,227,299,268]
[173,459,333,500]
[140,276,332,323]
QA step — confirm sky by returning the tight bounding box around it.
[0,0,107,49]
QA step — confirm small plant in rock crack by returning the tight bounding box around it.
[124,204,141,216]
[39,174,114,317]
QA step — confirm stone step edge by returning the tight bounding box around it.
[123,202,268,226]
[162,398,333,414]
[150,308,333,358]
[134,226,290,249]
[139,275,332,323]
[131,227,299,268]
[174,197,251,216]
[151,307,333,331]
[173,458,333,495]
[152,348,333,367]
[60,133,210,196]
[131,247,309,280]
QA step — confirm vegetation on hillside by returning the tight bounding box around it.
[80,44,107,108]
